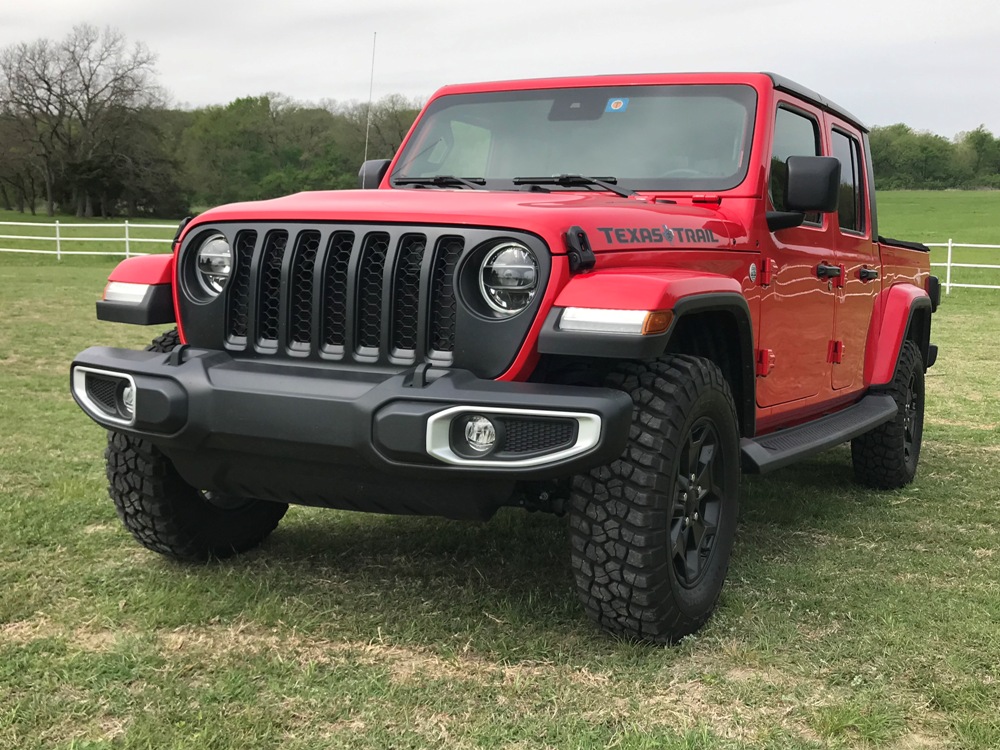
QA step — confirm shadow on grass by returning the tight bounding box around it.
[124,447,879,659]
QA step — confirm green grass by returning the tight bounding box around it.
[1,193,999,748]
[877,191,1000,290]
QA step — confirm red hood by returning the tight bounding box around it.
[189,189,751,252]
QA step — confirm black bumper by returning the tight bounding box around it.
[71,346,633,517]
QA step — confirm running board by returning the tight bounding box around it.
[741,394,898,474]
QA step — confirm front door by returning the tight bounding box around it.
[756,103,837,408]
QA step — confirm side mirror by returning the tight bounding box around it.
[767,155,841,232]
[786,155,840,212]
[358,159,391,189]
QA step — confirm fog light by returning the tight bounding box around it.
[120,383,135,417]
[464,416,496,453]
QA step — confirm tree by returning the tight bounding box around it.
[333,94,422,164]
[0,24,171,216]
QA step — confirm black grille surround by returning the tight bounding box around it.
[176,223,551,379]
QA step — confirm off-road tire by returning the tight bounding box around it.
[569,356,741,643]
[105,328,288,561]
[851,339,925,489]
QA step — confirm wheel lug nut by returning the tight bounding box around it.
[694,512,700,521]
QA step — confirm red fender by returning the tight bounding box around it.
[107,253,174,285]
[553,268,743,310]
[864,283,931,386]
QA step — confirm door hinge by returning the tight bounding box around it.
[758,257,775,287]
[828,340,845,364]
[755,348,775,376]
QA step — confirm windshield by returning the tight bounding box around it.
[391,84,757,192]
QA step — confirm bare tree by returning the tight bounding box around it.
[333,94,423,162]
[0,24,162,215]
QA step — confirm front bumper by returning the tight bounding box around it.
[71,346,633,516]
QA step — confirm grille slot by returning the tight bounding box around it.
[391,235,426,357]
[321,231,355,353]
[429,236,464,355]
[288,231,321,349]
[257,231,288,346]
[227,230,256,340]
[356,232,389,352]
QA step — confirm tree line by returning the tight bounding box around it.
[2,25,999,218]
[0,25,419,218]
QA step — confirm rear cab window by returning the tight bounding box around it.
[830,127,868,236]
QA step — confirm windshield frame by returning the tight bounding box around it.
[390,83,758,194]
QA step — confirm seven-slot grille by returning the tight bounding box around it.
[223,227,464,365]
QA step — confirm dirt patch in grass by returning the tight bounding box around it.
[1,617,118,652]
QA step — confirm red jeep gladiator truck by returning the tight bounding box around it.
[71,72,939,643]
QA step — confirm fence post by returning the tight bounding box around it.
[55,220,61,261]
[124,220,131,258]
[945,238,953,295]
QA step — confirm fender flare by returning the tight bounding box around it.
[107,253,174,285]
[536,269,755,434]
[864,284,932,386]
[97,254,175,325]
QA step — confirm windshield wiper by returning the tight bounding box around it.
[512,174,634,198]
[393,175,487,190]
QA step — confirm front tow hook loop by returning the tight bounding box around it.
[168,344,189,367]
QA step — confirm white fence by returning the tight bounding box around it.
[0,222,997,294]
[926,240,1000,294]
[0,220,176,259]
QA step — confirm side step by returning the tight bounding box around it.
[741,394,898,474]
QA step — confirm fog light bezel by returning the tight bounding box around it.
[426,406,602,468]
[71,366,138,427]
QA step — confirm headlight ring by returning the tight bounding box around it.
[195,233,233,296]
[478,242,538,316]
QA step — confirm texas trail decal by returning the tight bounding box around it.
[596,225,720,245]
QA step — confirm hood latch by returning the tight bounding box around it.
[564,226,596,273]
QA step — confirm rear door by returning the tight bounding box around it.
[828,123,878,391]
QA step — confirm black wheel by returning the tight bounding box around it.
[569,356,740,643]
[851,339,925,489]
[104,329,288,561]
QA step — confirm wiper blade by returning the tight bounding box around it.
[512,174,634,198]
[393,175,486,190]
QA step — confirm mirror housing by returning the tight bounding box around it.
[786,155,840,213]
[358,159,391,189]
[767,156,841,232]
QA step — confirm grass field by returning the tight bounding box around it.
[1,193,999,749]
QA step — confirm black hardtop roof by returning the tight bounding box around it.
[765,73,868,132]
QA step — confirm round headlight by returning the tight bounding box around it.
[479,242,538,316]
[196,233,232,295]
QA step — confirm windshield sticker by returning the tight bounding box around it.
[596,226,720,245]
[605,98,629,113]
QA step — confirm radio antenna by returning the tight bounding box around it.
[363,31,377,164]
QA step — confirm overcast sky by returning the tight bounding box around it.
[2,0,998,138]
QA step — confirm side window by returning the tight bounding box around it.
[831,130,866,234]
[770,107,821,224]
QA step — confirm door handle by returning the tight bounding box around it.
[859,267,879,282]
[816,263,842,279]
